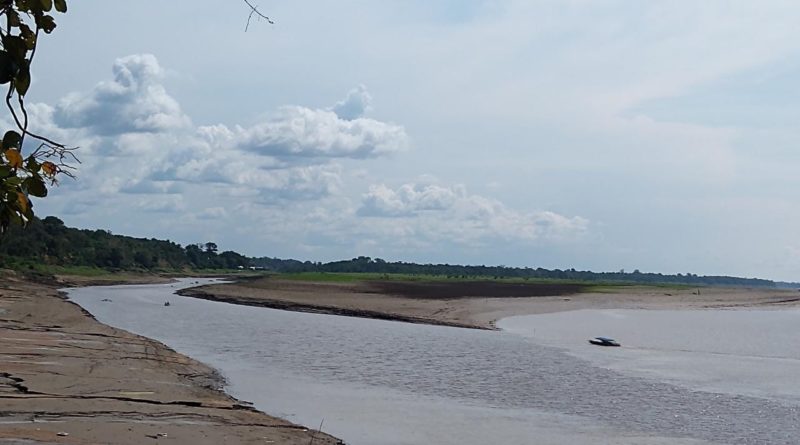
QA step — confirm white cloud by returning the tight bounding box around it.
[53,54,190,135]
[30,55,409,207]
[357,182,589,245]
[175,88,406,164]
[358,183,464,216]
[232,105,408,160]
[331,84,372,120]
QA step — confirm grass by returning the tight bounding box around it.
[274,271,689,291]
[1,261,702,292]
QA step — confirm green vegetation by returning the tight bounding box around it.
[0,216,784,289]
[0,216,249,272]
[277,272,703,292]
[1,1,76,232]
[256,256,777,288]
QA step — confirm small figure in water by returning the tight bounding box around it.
[164,301,171,307]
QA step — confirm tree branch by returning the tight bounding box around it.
[243,0,273,31]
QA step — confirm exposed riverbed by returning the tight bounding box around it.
[67,280,799,445]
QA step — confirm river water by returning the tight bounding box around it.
[66,280,800,445]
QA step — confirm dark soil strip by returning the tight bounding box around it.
[364,281,586,299]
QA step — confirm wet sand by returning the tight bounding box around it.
[0,270,342,445]
[180,277,800,329]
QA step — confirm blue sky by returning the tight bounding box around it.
[18,1,800,281]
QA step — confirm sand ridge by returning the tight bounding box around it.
[181,277,800,330]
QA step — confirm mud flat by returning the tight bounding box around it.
[0,270,342,445]
[179,276,800,329]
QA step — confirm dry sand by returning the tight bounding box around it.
[0,270,342,445]
[181,277,800,330]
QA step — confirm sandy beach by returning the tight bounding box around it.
[180,276,800,329]
[0,271,342,445]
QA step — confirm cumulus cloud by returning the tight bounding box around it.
[358,182,589,244]
[231,105,408,160]
[358,183,464,216]
[331,84,372,120]
[143,128,343,202]
[53,54,190,135]
[35,54,409,205]
[182,85,405,162]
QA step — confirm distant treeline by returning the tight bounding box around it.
[250,255,778,288]
[0,216,783,288]
[0,216,249,271]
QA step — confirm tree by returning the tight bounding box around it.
[0,0,74,233]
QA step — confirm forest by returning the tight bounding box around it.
[0,216,249,271]
[0,216,782,288]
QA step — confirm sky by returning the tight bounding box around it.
[17,0,800,281]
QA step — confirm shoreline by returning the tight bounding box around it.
[179,276,800,330]
[0,270,343,445]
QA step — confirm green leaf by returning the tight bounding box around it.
[0,51,16,84]
[5,176,23,188]
[19,24,37,50]
[25,157,40,173]
[40,0,52,11]
[7,10,21,27]
[14,63,30,96]
[23,176,47,197]
[0,166,11,177]
[2,35,27,61]
[36,14,57,33]
[54,0,66,13]
[2,131,22,150]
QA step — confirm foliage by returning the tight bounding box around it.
[0,0,75,233]
[252,256,778,288]
[0,216,780,288]
[0,216,249,271]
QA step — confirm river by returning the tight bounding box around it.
[66,279,800,445]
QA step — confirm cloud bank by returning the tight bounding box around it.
[358,182,588,244]
[32,53,589,264]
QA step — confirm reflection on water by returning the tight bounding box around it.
[67,280,799,445]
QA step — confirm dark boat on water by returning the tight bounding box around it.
[588,336,620,347]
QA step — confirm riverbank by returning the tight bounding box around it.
[179,276,800,329]
[0,270,343,445]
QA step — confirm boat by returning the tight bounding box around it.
[588,336,620,347]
